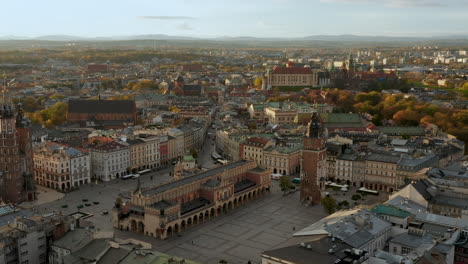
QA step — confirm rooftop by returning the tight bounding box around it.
[390,232,434,249]
[141,160,251,196]
[68,99,135,114]
[371,204,411,219]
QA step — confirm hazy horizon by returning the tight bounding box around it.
[2,0,468,38]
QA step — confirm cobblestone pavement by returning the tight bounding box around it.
[116,182,327,264]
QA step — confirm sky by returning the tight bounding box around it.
[1,0,468,38]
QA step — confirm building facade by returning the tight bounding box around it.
[90,142,130,181]
[113,160,271,239]
[127,135,161,172]
[33,143,90,192]
[263,62,319,89]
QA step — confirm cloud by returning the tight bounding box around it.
[139,16,195,20]
[320,0,447,8]
[176,22,194,31]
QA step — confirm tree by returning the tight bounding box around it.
[279,176,294,194]
[321,196,337,215]
[115,197,123,209]
[254,77,263,88]
[168,105,181,113]
[190,149,198,159]
[28,102,68,128]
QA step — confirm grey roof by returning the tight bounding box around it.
[434,242,453,254]
[141,160,249,196]
[65,147,87,158]
[366,153,401,164]
[412,180,433,200]
[17,218,37,228]
[390,233,434,249]
[52,228,93,252]
[324,209,392,249]
[203,179,221,188]
[126,139,145,145]
[150,200,176,210]
[0,206,34,227]
[262,235,351,264]
[97,247,131,264]
[433,194,468,209]
[74,239,110,261]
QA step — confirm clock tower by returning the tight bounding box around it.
[300,111,327,205]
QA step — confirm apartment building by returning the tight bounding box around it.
[90,142,130,181]
[127,134,161,172]
[33,143,91,192]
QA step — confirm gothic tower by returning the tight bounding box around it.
[0,86,35,203]
[300,111,327,205]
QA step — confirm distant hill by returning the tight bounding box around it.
[2,34,468,42]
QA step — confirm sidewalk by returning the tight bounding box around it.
[19,186,64,208]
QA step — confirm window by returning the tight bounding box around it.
[401,246,412,254]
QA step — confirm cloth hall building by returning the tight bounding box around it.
[113,160,271,239]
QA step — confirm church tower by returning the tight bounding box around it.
[300,111,327,205]
[0,84,35,203]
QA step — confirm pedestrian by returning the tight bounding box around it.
[191,240,194,245]
[293,226,295,231]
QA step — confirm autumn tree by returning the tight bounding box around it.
[28,102,68,128]
[254,77,263,88]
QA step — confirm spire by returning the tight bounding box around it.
[306,111,325,138]
[0,75,13,119]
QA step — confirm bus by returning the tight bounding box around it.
[357,187,379,196]
[122,174,134,180]
[217,159,228,165]
[138,169,151,175]
[212,152,222,160]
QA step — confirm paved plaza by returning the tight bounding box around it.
[116,183,327,264]
[26,135,329,263]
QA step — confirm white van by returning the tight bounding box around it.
[271,173,282,180]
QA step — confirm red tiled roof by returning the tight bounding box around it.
[272,66,313,74]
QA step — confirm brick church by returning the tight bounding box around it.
[0,91,36,203]
[300,111,327,205]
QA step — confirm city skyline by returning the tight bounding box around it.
[2,0,468,38]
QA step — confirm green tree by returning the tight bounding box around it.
[279,176,294,194]
[321,196,337,215]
